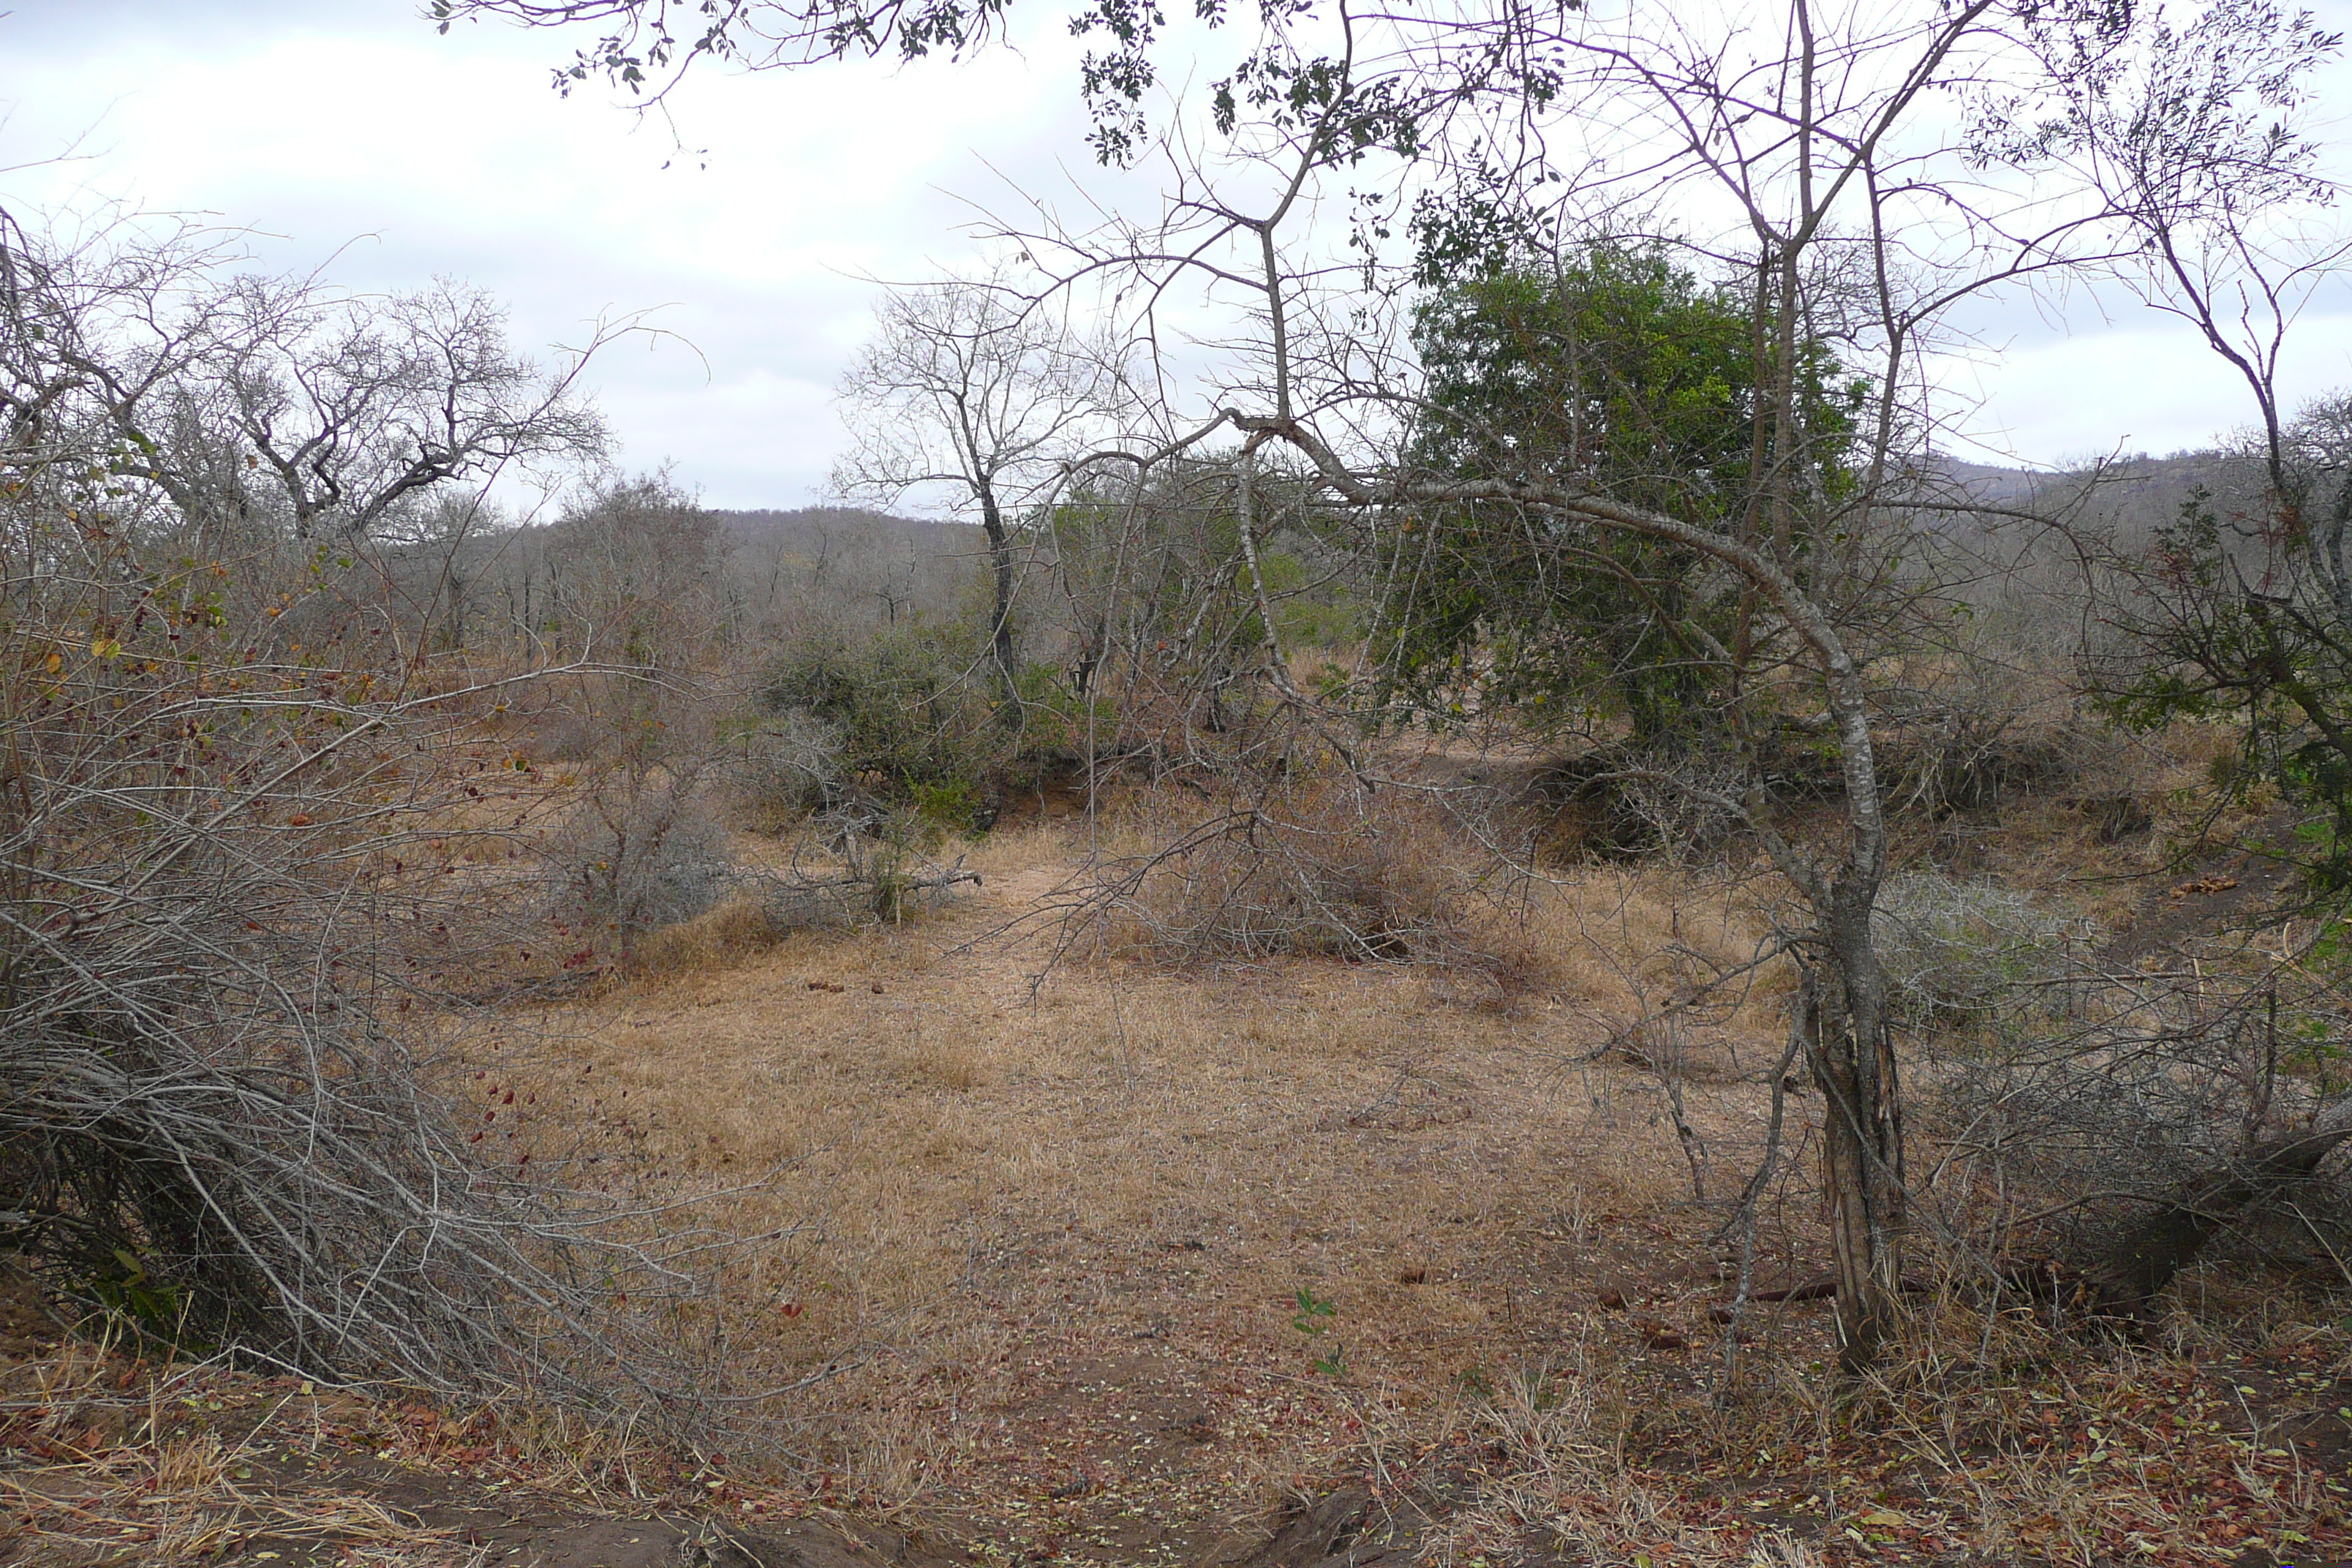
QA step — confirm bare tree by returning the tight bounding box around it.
[212,275,613,544]
[14,223,611,549]
[833,274,1126,720]
[1989,0,2345,504]
[0,206,762,1418]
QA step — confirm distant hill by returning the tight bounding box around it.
[360,502,990,651]
[1931,448,2250,506]
[715,506,982,629]
[1931,455,2048,506]
[1922,448,2266,563]
[715,506,979,557]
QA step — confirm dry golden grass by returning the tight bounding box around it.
[266,730,2349,1560]
[0,1334,760,1567]
[477,816,1820,1550]
[630,891,791,973]
[0,1390,483,1566]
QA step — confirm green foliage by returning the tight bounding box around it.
[2093,464,2352,918]
[905,776,981,833]
[1289,1286,1346,1377]
[1411,247,1767,518]
[1262,548,1364,648]
[1009,661,1120,764]
[761,620,1000,811]
[71,1247,199,1346]
[1045,464,1365,733]
[759,619,1128,832]
[1382,241,1864,747]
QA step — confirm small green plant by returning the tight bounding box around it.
[72,1248,202,1349]
[906,777,980,834]
[1290,1286,1348,1377]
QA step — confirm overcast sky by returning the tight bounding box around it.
[7,0,2352,509]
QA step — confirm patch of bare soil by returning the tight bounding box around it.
[2099,810,2310,968]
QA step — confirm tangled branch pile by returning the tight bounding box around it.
[1090,774,1547,1003]
[1918,965,2352,1313]
[0,211,746,1420]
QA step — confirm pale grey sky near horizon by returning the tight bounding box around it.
[5,0,2352,509]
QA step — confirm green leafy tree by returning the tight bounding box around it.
[1383,244,1862,751]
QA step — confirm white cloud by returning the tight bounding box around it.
[1,0,1098,505]
[1926,307,2352,471]
[4,0,2351,501]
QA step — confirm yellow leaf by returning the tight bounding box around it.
[1858,1509,1907,1528]
[92,637,121,658]
[43,651,60,673]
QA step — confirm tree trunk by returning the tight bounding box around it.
[976,480,1022,727]
[1809,879,1906,1373]
[2089,1126,2352,1318]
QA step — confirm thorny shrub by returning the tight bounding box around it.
[724,709,851,829]
[1094,778,1552,1003]
[544,772,736,943]
[1911,964,2352,1293]
[1872,872,2095,1028]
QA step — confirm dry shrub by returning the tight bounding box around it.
[546,774,736,941]
[557,772,989,971]
[1524,864,1793,1079]
[1882,702,2092,820]
[1519,745,1771,864]
[1433,1284,2341,1567]
[1422,1340,1810,1565]
[507,673,627,763]
[0,210,780,1460]
[630,892,791,972]
[1911,966,2352,1300]
[724,709,851,832]
[1872,871,2094,1028]
[0,629,747,1422]
[938,805,1156,879]
[1101,780,1552,1001]
[1840,1284,2345,1561]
